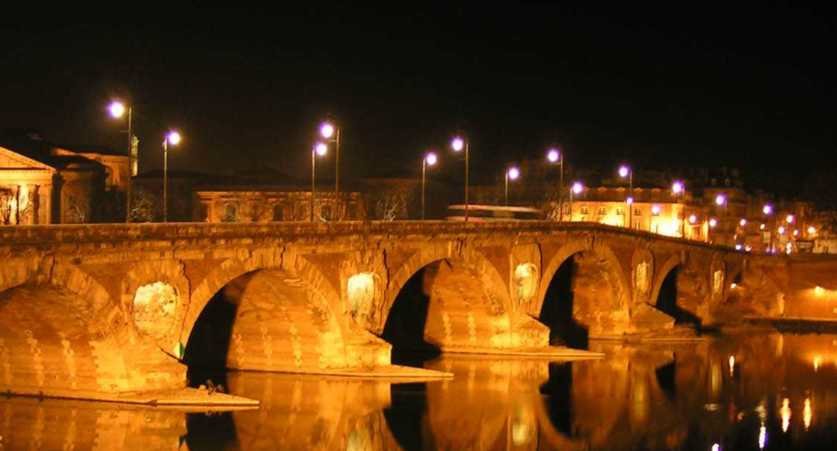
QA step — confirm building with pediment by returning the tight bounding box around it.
[0,132,128,224]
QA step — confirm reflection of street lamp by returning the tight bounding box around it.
[319,121,341,194]
[570,181,584,221]
[162,131,181,223]
[451,135,470,222]
[421,151,437,219]
[505,166,520,206]
[108,100,135,222]
[311,142,329,222]
[618,165,633,227]
[546,148,565,221]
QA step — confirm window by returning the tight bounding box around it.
[616,208,624,216]
[598,207,607,216]
[320,205,333,221]
[580,207,589,215]
[222,204,238,222]
[634,208,642,216]
[272,204,284,221]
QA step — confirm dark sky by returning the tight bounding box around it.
[1,4,835,195]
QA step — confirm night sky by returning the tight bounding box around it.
[1,5,835,198]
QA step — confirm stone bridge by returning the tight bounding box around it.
[0,221,777,400]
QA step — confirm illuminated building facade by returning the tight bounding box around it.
[0,133,128,224]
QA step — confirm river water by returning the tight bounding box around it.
[1,332,835,450]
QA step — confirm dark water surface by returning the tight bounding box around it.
[1,333,835,450]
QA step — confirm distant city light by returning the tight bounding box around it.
[689,214,698,224]
[547,148,560,163]
[759,423,767,449]
[729,355,735,377]
[814,286,825,297]
[793,229,799,237]
[166,131,181,146]
[108,100,126,118]
[451,136,465,152]
[760,223,766,230]
[315,142,328,156]
[425,152,437,166]
[763,204,773,215]
[618,165,630,178]
[735,244,742,251]
[808,226,817,235]
[571,181,584,194]
[786,214,795,224]
[320,122,335,139]
[709,218,718,228]
[778,226,786,235]
[745,245,752,251]
[712,444,721,451]
[651,204,661,215]
[626,196,634,205]
[671,180,684,195]
[507,166,520,180]
[715,194,727,206]
[739,218,747,227]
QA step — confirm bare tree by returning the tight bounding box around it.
[374,190,408,221]
[130,188,157,222]
[66,195,87,224]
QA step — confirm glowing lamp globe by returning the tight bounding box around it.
[709,218,718,228]
[315,142,328,156]
[425,152,437,166]
[320,122,335,139]
[108,101,126,119]
[166,131,181,146]
[762,204,773,215]
[618,165,630,178]
[451,137,465,152]
[715,194,726,206]
[689,214,698,224]
[571,182,583,195]
[547,149,560,163]
[507,167,520,180]
[672,181,684,195]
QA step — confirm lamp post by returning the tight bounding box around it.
[715,193,727,245]
[319,121,341,195]
[421,151,437,220]
[311,142,328,222]
[672,180,685,237]
[108,100,135,222]
[504,166,520,206]
[618,165,633,228]
[162,130,181,223]
[547,148,564,221]
[762,204,774,252]
[708,217,718,244]
[451,136,470,222]
[570,181,584,221]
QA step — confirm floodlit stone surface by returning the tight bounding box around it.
[0,221,827,399]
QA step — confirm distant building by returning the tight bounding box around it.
[194,188,366,222]
[0,132,127,224]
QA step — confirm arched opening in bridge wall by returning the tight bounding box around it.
[382,264,440,364]
[382,256,516,360]
[0,281,183,396]
[653,266,701,326]
[538,257,588,348]
[538,248,628,347]
[183,268,348,381]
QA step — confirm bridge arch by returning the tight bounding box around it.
[380,241,519,355]
[180,248,366,374]
[0,262,182,396]
[533,240,631,345]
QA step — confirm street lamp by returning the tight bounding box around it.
[421,151,437,220]
[546,148,565,221]
[505,166,520,206]
[311,142,329,222]
[451,135,470,222]
[618,165,633,228]
[672,180,685,236]
[763,204,774,252]
[162,130,181,223]
[319,121,341,195]
[570,181,584,221]
[108,100,136,222]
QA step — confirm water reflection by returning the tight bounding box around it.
[2,333,837,450]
